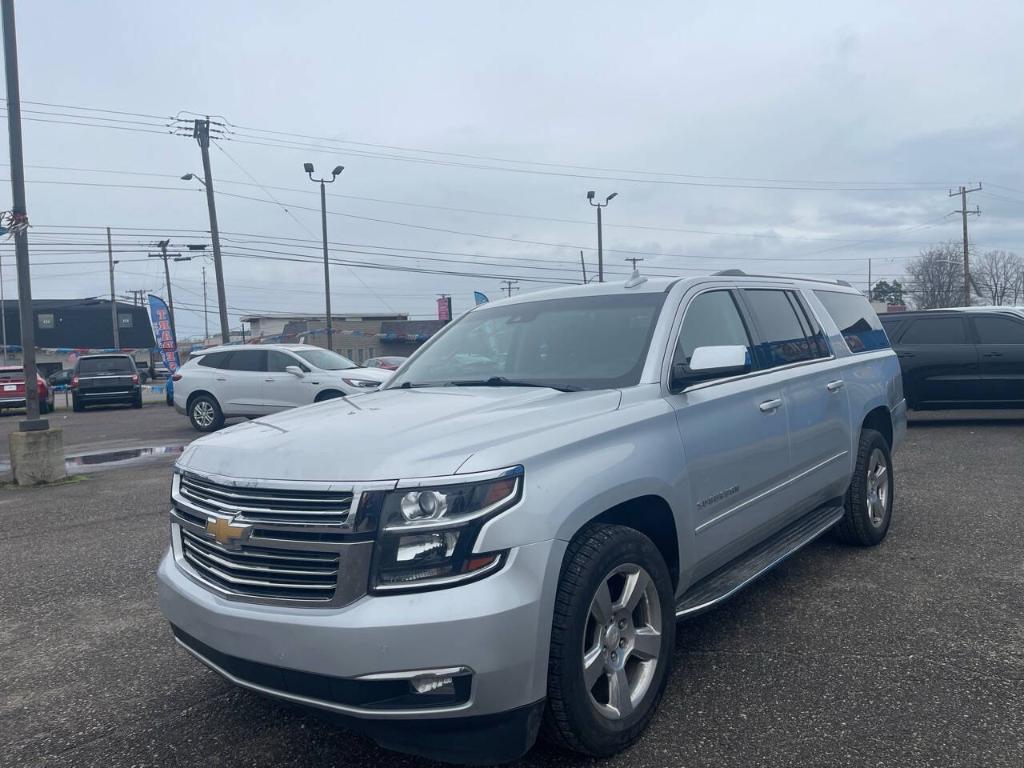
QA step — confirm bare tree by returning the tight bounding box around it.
[904,242,965,309]
[973,250,1024,306]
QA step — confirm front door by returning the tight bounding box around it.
[664,289,792,576]
[970,313,1024,405]
[262,351,316,411]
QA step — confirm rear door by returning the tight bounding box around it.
[891,316,979,407]
[970,313,1024,405]
[261,350,315,411]
[218,350,268,414]
[665,288,792,570]
[740,288,851,513]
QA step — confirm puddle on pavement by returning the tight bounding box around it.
[64,445,186,470]
[0,444,186,475]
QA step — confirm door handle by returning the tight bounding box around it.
[826,380,844,392]
[215,377,227,381]
[264,378,275,382]
[982,352,1003,358]
[759,398,783,413]
[897,352,915,358]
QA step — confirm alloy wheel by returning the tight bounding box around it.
[865,448,889,527]
[193,401,215,428]
[582,563,662,720]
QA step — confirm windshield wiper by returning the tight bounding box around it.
[448,377,580,392]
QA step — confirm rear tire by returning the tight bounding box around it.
[131,393,143,409]
[543,523,675,757]
[188,394,224,432]
[72,395,84,413]
[835,428,893,546]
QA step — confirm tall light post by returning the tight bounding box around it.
[304,162,344,351]
[587,190,617,283]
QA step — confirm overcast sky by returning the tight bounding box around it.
[2,0,1023,338]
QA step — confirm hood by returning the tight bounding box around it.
[178,386,622,481]
[333,367,392,383]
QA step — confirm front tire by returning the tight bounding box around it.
[188,394,224,432]
[835,428,893,546]
[543,524,675,757]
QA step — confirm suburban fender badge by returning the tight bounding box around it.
[206,516,251,549]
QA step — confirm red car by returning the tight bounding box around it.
[0,366,56,414]
[363,356,407,371]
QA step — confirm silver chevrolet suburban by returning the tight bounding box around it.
[158,271,906,763]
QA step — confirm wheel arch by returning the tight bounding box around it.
[861,404,893,449]
[314,389,345,402]
[587,495,680,590]
[185,389,219,412]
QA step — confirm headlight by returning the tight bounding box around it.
[342,378,380,389]
[370,467,523,592]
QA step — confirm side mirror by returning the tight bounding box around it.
[671,345,749,390]
[284,365,305,378]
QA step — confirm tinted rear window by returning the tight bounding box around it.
[78,356,135,374]
[224,350,267,372]
[197,351,231,368]
[814,291,889,353]
[899,317,967,344]
[973,315,1024,344]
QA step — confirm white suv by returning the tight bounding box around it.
[172,344,392,431]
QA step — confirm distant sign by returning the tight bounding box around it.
[437,296,452,322]
[474,291,489,305]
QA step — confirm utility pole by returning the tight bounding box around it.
[587,190,617,282]
[107,226,119,350]
[304,163,344,351]
[580,250,588,284]
[192,118,230,342]
[202,265,209,341]
[500,280,519,298]
[148,240,191,342]
[868,258,872,299]
[2,0,44,429]
[0,250,6,364]
[127,288,146,306]
[949,183,982,307]
[625,256,644,271]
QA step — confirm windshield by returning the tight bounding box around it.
[293,349,359,371]
[78,356,134,375]
[388,293,666,391]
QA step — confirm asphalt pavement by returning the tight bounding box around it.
[1,407,1022,767]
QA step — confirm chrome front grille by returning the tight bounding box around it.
[170,470,380,607]
[180,528,340,601]
[178,472,354,525]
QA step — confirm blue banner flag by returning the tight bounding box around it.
[474,291,489,305]
[148,294,181,399]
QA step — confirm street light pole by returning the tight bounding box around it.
[148,240,192,344]
[587,191,618,283]
[304,162,344,351]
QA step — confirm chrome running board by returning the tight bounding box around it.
[675,502,844,618]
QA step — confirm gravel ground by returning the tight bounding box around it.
[1,407,1021,768]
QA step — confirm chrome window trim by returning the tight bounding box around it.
[173,636,475,718]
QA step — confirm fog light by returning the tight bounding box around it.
[410,674,455,695]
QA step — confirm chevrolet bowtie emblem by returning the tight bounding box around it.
[206,516,250,548]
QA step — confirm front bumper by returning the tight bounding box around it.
[158,536,562,727]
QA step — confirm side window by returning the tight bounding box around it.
[225,350,267,372]
[267,351,299,372]
[900,317,967,344]
[675,291,753,365]
[814,290,890,353]
[198,351,229,368]
[742,289,821,367]
[973,316,1024,344]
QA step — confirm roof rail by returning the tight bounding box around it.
[711,269,852,288]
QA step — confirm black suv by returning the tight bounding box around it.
[71,353,143,411]
[880,308,1024,409]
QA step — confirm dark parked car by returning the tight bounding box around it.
[71,353,143,411]
[48,368,74,389]
[135,361,152,384]
[880,307,1024,409]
